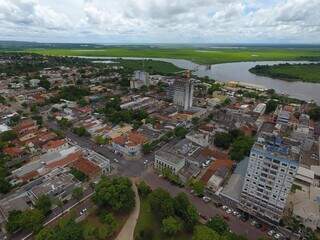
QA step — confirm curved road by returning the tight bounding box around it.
[115,182,140,240]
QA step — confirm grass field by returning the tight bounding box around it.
[250,63,320,83]
[111,59,183,74]
[27,47,320,65]
[134,197,192,240]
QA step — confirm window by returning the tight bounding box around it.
[281,163,287,167]
[290,166,296,170]
[273,160,280,164]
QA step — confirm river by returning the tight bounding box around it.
[84,56,320,104]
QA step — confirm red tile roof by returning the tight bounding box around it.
[3,147,24,157]
[200,148,234,184]
[113,131,146,147]
[42,139,66,151]
[47,152,81,169]
[71,158,100,178]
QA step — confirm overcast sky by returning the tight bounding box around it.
[0,0,319,44]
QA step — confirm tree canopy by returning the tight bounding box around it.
[93,177,135,213]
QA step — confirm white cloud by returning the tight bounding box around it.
[0,0,319,43]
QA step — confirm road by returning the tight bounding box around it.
[35,121,268,240]
[11,187,94,240]
[142,170,266,240]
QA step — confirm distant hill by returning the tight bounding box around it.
[1,40,320,51]
[0,41,105,50]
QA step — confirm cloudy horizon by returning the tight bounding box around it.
[0,0,320,44]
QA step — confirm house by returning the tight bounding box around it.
[42,139,69,153]
[112,132,147,159]
[70,158,101,179]
[201,149,234,193]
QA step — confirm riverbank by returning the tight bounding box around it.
[249,63,320,83]
[26,47,320,65]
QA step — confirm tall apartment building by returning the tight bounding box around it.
[239,134,299,223]
[173,78,194,111]
[130,71,150,89]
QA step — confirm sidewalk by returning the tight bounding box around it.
[115,181,141,240]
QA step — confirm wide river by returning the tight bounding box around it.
[84,56,320,104]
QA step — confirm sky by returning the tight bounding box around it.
[0,0,319,44]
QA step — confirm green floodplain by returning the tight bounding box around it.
[27,47,320,65]
[249,63,320,83]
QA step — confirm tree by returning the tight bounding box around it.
[214,132,233,149]
[39,79,51,90]
[95,135,107,145]
[21,209,45,233]
[192,225,220,240]
[308,106,320,121]
[229,136,254,162]
[35,228,55,240]
[100,213,117,236]
[206,216,229,235]
[137,181,151,198]
[72,187,84,200]
[58,118,72,129]
[94,177,135,213]
[6,210,23,233]
[174,126,188,138]
[73,127,88,137]
[35,195,52,216]
[191,180,205,196]
[161,216,182,236]
[142,143,152,154]
[70,168,88,182]
[149,188,175,220]
[0,130,17,142]
[265,99,278,114]
[192,117,200,126]
[173,193,198,229]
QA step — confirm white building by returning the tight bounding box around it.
[154,150,186,174]
[173,78,194,111]
[253,103,266,115]
[240,135,299,223]
[130,71,150,89]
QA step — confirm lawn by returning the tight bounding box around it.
[26,47,320,65]
[134,197,192,240]
[249,63,320,83]
[111,59,183,75]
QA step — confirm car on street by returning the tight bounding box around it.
[113,158,119,163]
[144,160,149,165]
[250,220,257,226]
[274,233,283,239]
[232,210,239,216]
[268,230,275,236]
[222,205,228,210]
[226,208,233,214]
[202,196,211,203]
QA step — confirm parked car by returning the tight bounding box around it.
[226,208,233,214]
[274,233,283,239]
[255,222,263,229]
[250,220,257,226]
[232,210,239,216]
[222,205,228,210]
[268,230,276,236]
[202,196,212,203]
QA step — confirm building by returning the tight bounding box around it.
[42,139,69,153]
[253,103,266,115]
[130,71,150,89]
[112,131,146,159]
[173,78,194,111]
[154,147,186,174]
[239,134,299,223]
